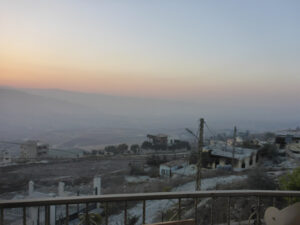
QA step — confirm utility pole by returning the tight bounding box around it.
[196,118,204,191]
[231,126,237,166]
[185,118,205,191]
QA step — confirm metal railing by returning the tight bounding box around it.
[1,190,300,225]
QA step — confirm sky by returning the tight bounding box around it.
[1,0,300,103]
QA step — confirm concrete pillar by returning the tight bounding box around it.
[93,176,101,195]
[252,154,256,166]
[93,176,101,208]
[29,207,38,225]
[28,181,38,225]
[29,181,34,196]
[245,157,250,168]
[50,206,56,225]
[58,182,64,197]
[237,160,242,168]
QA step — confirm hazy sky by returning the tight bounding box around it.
[1,0,300,102]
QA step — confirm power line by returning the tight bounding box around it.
[204,121,218,137]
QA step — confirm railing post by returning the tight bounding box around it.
[272,197,276,207]
[0,208,3,225]
[143,200,146,224]
[45,206,50,225]
[227,197,231,225]
[124,201,128,225]
[257,197,261,225]
[37,207,40,225]
[86,203,90,225]
[65,204,69,225]
[211,197,214,225]
[194,198,198,224]
[105,202,108,225]
[23,207,26,225]
[178,198,182,220]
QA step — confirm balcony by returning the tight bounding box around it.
[1,190,300,225]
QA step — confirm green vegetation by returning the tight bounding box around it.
[130,144,140,153]
[189,150,211,167]
[280,167,300,191]
[279,167,300,203]
[78,212,102,225]
[259,143,279,160]
[246,168,277,190]
[146,154,167,167]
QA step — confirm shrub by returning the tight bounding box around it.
[259,144,279,160]
[279,167,300,203]
[279,167,300,191]
[246,168,277,190]
[141,141,152,149]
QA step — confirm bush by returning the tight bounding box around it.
[188,151,211,168]
[246,168,277,190]
[279,167,300,203]
[259,144,278,160]
[141,141,152,149]
[117,143,128,153]
[148,167,159,178]
[279,167,300,191]
[130,144,140,153]
[129,164,146,175]
[146,154,166,167]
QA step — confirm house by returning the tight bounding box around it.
[206,145,258,170]
[275,134,300,149]
[0,150,12,166]
[159,160,188,177]
[147,134,168,146]
[20,140,49,160]
[226,136,243,146]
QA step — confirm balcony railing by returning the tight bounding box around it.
[1,190,300,225]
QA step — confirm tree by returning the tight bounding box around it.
[141,141,152,149]
[189,151,211,168]
[259,144,278,160]
[117,143,128,153]
[246,168,276,190]
[78,212,102,225]
[105,145,117,153]
[130,144,140,153]
[280,167,300,191]
[279,167,300,203]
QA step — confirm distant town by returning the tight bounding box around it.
[1,126,300,224]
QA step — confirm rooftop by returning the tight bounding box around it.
[208,146,257,160]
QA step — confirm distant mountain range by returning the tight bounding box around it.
[0,87,199,146]
[0,86,299,147]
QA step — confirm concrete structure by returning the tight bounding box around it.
[275,130,300,149]
[20,140,49,160]
[159,160,188,177]
[147,134,168,146]
[0,150,12,166]
[58,182,65,196]
[227,136,243,146]
[93,176,101,208]
[93,176,101,195]
[206,145,258,170]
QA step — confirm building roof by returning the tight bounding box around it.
[208,146,257,160]
[161,159,186,168]
[276,130,300,138]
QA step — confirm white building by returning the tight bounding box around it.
[20,140,49,160]
[159,160,188,177]
[0,150,12,166]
